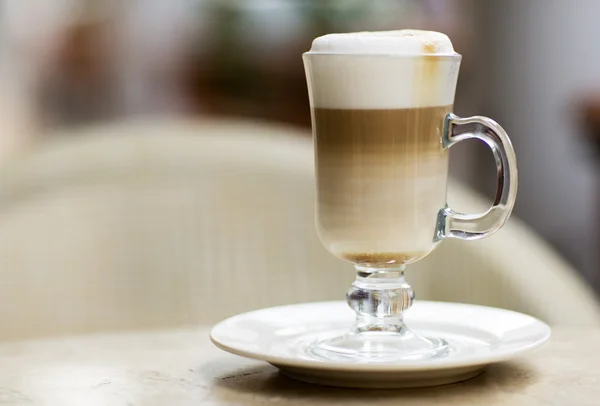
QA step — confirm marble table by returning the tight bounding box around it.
[0,327,596,406]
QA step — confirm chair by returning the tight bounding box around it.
[0,119,597,341]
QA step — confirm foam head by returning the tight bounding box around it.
[307,30,457,56]
[303,30,461,109]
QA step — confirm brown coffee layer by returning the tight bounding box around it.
[341,252,425,266]
[313,105,452,153]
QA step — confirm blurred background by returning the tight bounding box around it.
[1,0,600,299]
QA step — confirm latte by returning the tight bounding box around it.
[304,30,460,266]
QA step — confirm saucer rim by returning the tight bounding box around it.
[210,300,551,372]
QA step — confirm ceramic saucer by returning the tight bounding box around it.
[210,301,551,388]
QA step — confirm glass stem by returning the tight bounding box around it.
[346,266,414,334]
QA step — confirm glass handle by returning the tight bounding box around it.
[437,113,518,240]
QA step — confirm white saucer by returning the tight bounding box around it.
[210,301,551,388]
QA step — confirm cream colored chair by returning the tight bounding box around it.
[0,119,598,341]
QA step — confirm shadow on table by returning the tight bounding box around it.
[202,357,537,404]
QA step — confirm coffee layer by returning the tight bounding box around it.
[314,106,449,154]
[341,252,425,266]
[314,105,452,266]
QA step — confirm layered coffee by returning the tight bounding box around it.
[304,30,460,266]
[314,105,451,265]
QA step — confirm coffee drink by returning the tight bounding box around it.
[304,30,460,266]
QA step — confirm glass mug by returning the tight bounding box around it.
[303,37,517,362]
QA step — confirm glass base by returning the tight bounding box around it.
[308,266,451,363]
[309,328,450,363]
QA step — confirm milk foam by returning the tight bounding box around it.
[307,30,456,56]
[303,30,461,109]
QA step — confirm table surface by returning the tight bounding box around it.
[0,327,596,406]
